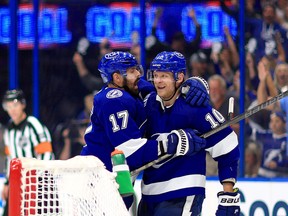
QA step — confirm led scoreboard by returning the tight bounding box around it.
[0,2,236,49]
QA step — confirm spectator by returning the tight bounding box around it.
[277,5,288,30]
[275,0,288,26]
[72,38,112,92]
[256,58,288,158]
[170,8,202,59]
[1,89,54,216]
[220,0,262,41]
[250,111,288,177]
[247,59,277,131]
[245,52,260,93]
[208,74,240,135]
[274,62,288,93]
[210,27,239,86]
[246,3,288,63]
[54,93,94,159]
[59,120,88,160]
[245,140,261,177]
[188,51,213,80]
[75,92,95,121]
[220,0,262,21]
[145,7,170,67]
[228,68,256,106]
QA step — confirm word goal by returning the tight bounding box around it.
[9,156,129,216]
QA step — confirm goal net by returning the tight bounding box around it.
[9,156,130,216]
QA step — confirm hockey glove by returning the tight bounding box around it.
[216,188,240,216]
[167,129,206,156]
[181,76,210,107]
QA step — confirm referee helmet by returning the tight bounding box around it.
[2,89,26,110]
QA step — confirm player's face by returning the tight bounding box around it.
[4,101,26,125]
[123,66,142,96]
[153,71,176,100]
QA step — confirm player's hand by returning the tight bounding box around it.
[216,188,240,216]
[181,77,210,107]
[167,129,206,156]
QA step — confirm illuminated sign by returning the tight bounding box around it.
[0,3,236,49]
[86,4,236,47]
[0,4,71,48]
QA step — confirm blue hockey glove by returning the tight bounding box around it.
[181,76,210,107]
[137,78,155,99]
[216,188,240,216]
[167,129,206,156]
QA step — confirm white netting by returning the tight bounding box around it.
[17,156,129,216]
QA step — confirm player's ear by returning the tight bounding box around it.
[112,72,121,83]
[177,72,185,83]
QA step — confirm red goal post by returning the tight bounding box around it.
[9,156,130,216]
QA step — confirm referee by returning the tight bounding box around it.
[1,89,54,216]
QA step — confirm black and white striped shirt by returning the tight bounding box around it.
[3,116,54,179]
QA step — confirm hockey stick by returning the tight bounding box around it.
[130,90,288,176]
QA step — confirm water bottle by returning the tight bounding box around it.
[111,149,134,197]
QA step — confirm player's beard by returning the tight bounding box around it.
[123,77,140,97]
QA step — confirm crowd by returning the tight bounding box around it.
[0,0,288,215]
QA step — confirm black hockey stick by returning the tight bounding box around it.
[130,90,288,176]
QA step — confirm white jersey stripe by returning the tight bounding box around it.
[206,131,238,158]
[117,138,147,157]
[141,174,206,196]
[182,195,194,216]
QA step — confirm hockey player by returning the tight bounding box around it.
[1,89,54,216]
[80,51,209,209]
[139,51,240,216]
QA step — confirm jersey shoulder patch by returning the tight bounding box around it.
[106,89,123,99]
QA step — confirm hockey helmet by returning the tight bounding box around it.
[148,51,186,81]
[2,89,26,110]
[98,51,140,84]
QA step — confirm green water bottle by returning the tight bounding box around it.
[111,149,134,197]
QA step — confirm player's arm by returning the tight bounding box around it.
[99,99,160,170]
[195,107,240,215]
[100,98,205,171]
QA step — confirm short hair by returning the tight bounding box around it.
[208,74,227,90]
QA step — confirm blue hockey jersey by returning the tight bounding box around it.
[83,87,159,171]
[142,92,240,202]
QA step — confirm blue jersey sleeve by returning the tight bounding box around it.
[85,88,159,171]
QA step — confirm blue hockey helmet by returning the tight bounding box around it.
[98,51,139,84]
[148,51,186,81]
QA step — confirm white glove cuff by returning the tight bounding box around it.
[171,129,189,156]
[218,193,240,206]
[158,140,168,156]
[191,76,209,94]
